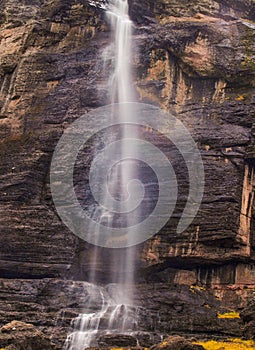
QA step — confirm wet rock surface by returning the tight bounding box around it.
[98,334,138,347]
[0,0,255,348]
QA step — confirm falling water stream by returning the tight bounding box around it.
[64,1,140,349]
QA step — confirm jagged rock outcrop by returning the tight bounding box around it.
[0,0,255,347]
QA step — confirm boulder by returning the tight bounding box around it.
[150,336,205,350]
[0,321,56,350]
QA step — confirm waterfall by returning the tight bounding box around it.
[104,0,136,302]
[64,1,139,349]
[89,0,137,301]
[107,0,133,104]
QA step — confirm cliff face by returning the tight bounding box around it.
[131,0,255,285]
[0,0,107,280]
[0,0,255,347]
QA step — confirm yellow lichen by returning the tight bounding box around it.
[194,338,255,349]
[190,285,206,292]
[235,94,246,101]
[217,312,240,319]
[241,18,255,25]
[159,341,168,347]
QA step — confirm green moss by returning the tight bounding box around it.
[240,27,255,71]
[240,56,255,70]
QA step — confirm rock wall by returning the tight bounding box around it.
[132,0,255,286]
[0,0,255,347]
